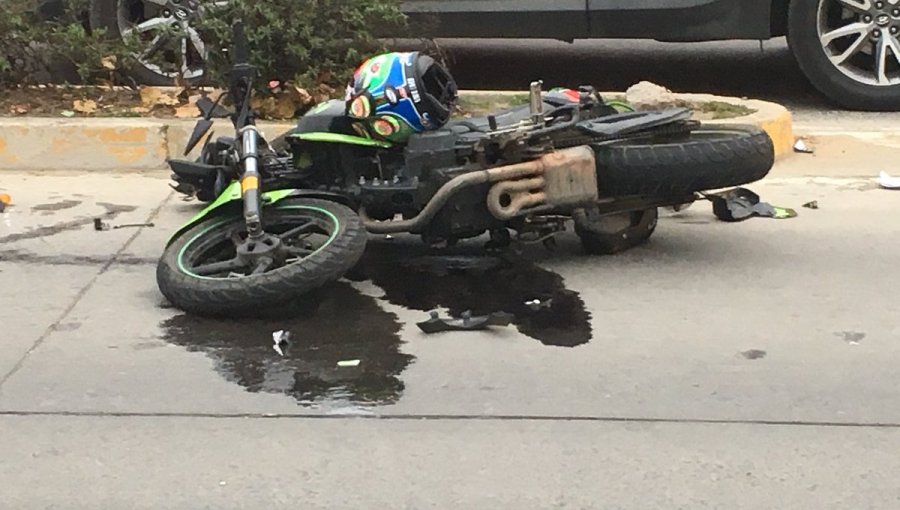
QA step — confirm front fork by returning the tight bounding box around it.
[239,125,263,238]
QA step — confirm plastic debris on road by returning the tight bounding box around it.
[0,193,10,213]
[793,139,815,154]
[708,187,797,222]
[337,359,361,367]
[525,299,553,312]
[272,330,291,357]
[802,201,819,209]
[93,218,110,231]
[877,171,900,189]
[417,310,514,334]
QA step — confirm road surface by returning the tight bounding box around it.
[2,159,899,506]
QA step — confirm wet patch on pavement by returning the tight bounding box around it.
[352,243,592,347]
[0,202,138,244]
[158,282,412,407]
[835,331,865,345]
[156,242,590,407]
[30,199,82,213]
[741,349,767,360]
[0,249,157,266]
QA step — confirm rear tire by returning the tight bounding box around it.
[593,124,774,197]
[157,199,367,315]
[574,207,658,255]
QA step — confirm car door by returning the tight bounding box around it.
[586,0,772,41]
[401,0,589,39]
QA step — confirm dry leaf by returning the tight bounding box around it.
[290,85,313,106]
[73,99,98,114]
[140,86,180,107]
[100,55,117,70]
[130,106,151,114]
[9,104,30,115]
[174,103,199,118]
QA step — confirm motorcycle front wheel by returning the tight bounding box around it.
[157,199,367,315]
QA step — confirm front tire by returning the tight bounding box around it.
[157,199,367,315]
[788,0,900,111]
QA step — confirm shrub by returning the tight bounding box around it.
[198,0,408,91]
[0,0,137,85]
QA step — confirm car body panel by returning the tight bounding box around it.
[402,0,775,40]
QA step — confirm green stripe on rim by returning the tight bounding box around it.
[176,205,342,281]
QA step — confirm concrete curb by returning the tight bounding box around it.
[0,92,793,172]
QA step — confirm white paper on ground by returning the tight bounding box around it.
[878,171,900,189]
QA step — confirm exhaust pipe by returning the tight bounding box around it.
[360,146,599,233]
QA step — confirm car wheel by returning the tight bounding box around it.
[788,0,900,110]
[90,0,224,85]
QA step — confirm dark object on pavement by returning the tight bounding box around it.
[741,349,767,360]
[93,218,110,231]
[709,188,797,222]
[113,222,156,229]
[417,310,514,334]
[802,201,819,209]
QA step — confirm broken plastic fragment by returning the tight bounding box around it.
[708,187,797,222]
[417,309,514,334]
[93,218,110,231]
[0,193,10,213]
[337,359,361,367]
[802,201,819,209]
[877,171,900,190]
[525,299,553,311]
[272,330,291,356]
[793,139,814,154]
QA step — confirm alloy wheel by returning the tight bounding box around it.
[818,0,900,86]
[117,0,226,82]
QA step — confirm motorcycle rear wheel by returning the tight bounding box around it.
[594,124,774,197]
[157,199,367,315]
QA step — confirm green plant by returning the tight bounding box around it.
[0,0,136,86]
[199,0,407,91]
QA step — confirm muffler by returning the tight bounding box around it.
[360,145,599,233]
[486,145,598,220]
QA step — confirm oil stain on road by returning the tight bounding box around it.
[158,242,592,406]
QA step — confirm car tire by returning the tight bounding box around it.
[90,0,206,86]
[788,0,900,111]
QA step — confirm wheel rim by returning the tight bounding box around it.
[817,0,900,87]
[117,0,227,81]
[177,206,341,281]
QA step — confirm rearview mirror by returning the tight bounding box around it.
[196,95,231,119]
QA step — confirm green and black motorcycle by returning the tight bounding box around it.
[157,25,775,315]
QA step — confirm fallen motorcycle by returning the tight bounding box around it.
[157,25,774,315]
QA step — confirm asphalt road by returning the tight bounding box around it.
[2,163,900,506]
[402,37,900,124]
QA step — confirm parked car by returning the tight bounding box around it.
[44,0,900,110]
